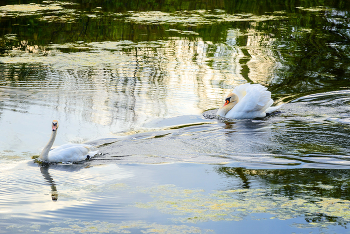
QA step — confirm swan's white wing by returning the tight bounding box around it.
[232,83,251,100]
[48,144,98,163]
[228,84,273,119]
[50,143,78,150]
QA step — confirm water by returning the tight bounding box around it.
[1,0,350,233]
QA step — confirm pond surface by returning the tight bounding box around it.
[1,0,350,233]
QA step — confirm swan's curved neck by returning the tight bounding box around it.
[39,130,57,161]
[217,102,238,117]
[217,94,239,117]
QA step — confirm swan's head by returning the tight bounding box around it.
[52,120,59,131]
[217,93,239,117]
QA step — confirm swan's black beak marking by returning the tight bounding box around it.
[224,97,231,106]
[52,122,58,131]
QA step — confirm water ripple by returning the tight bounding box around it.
[87,89,350,168]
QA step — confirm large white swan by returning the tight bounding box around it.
[39,120,98,163]
[217,83,282,119]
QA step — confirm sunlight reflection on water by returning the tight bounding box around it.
[0,32,349,169]
[1,37,272,158]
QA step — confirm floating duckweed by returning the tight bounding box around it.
[135,185,350,227]
[2,44,131,70]
[296,6,328,12]
[38,220,213,233]
[166,29,199,35]
[125,10,285,26]
[39,10,77,23]
[0,3,62,12]
[317,184,335,190]
[0,3,78,22]
[0,4,285,24]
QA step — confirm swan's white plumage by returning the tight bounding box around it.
[39,120,98,163]
[217,83,282,119]
[48,143,98,163]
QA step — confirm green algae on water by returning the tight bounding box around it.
[135,184,350,228]
[6,220,214,234]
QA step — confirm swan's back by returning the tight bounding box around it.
[226,84,274,119]
[48,143,98,163]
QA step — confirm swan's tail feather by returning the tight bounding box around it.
[266,104,284,114]
[89,150,99,157]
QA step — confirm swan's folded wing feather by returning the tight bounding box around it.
[232,83,250,100]
[48,144,98,162]
[236,84,272,112]
[228,84,274,118]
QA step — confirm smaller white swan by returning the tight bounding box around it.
[217,83,282,119]
[39,120,98,163]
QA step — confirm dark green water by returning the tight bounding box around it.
[1,0,350,233]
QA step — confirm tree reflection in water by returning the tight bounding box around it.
[217,166,350,227]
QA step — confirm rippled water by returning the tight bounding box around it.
[92,89,350,168]
[1,0,350,233]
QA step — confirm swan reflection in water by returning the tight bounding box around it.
[40,166,58,201]
[39,163,88,201]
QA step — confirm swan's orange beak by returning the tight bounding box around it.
[223,99,230,106]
